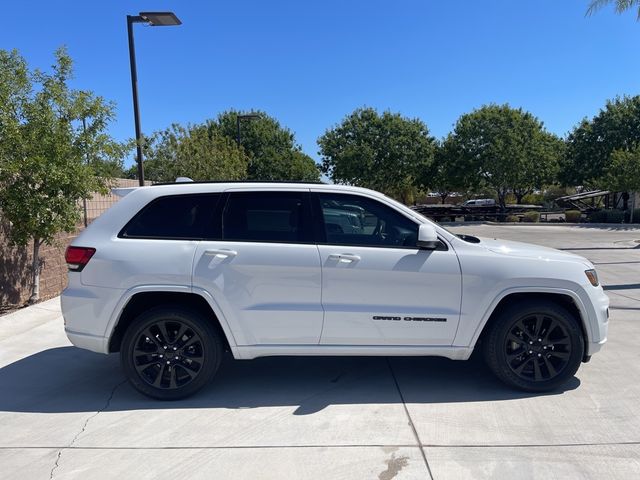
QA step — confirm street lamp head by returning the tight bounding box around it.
[139,12,182,26]
[238,113,261,120]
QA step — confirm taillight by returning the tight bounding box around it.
[65,246,96,272]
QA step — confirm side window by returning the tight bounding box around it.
[120,194,221,239]
[222,192,312,243]
[318,193,418,248]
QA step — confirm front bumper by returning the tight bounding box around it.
[580,283,609,356]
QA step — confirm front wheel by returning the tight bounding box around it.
[121,306,223,400]
[483,300,584,392]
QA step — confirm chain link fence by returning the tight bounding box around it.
[80,178,150,226]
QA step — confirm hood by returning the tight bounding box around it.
[476,237,593,267]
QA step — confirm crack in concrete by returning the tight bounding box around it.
[49,450,62,480]
[385,357,434,480]
[49,380,126,479]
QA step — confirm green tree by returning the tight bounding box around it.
[604,148,640,220]
[216,110,320,181]
[587,0,640,19]
[0,48,126,303]
[561,96,640,188]
[446,104,561,209]
[75,90,130,178]
[418,140,466,204]
[512,137,564,204]
[318,107,436,203]
[143,122,248,182]
[605,149,640,191]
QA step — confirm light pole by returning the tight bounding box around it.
[236,113,261,146]
[127,11,182,186]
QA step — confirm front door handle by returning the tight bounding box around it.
[204,249,238,258]
[328,253,361,263]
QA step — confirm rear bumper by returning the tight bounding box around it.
[61,277,124,355]
[65,328,108,353]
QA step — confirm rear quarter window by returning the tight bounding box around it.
[119,194,221,239]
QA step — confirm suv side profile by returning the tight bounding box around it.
[62,182,609,399]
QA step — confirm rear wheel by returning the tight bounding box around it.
[483,300,584,392]
[121,306,223,400]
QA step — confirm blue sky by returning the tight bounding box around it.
[2,1,639,167]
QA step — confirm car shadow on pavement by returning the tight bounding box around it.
[0,346,579,415]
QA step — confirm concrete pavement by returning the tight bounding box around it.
[1,224,639,479]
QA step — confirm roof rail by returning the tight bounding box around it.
[150,180,325,186]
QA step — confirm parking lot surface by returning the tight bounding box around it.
[1,224,639,479]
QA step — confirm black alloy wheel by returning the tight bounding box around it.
[483,300,584,392]
[504,313,572,382]
[121,306,223,400]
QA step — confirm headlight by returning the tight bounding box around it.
[585,269,599,287]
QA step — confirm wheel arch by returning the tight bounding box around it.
[472,290,590,361]
[108,289,238,356]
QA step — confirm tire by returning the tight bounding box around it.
[121,305,223,400]
[482,300,584,392]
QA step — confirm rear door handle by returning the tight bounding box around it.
[328,253,361,263]
[204,249,238,258]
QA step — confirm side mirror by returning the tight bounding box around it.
[417,224,439,250]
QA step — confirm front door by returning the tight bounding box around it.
[192,190,323,346]
[315,192,462,346]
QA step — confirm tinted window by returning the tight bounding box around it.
[222,192,312,243]
[318,193,418,248]
[121,194,220,239]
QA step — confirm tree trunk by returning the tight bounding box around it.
[28,238,41,305]
[440,193,448,204]
[497,190,507,221]
[622,192,629,211]
[515,193,524,204]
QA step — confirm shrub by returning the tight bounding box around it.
[589,210,625,223]
[624,208,640,223]
[504,193,516,204]
[505,215,519,222]
[521,193,544,205]
[522,211,540,223]
[606,210,625,224]
[564,210,582,223]
[588,210,607,223]
[544,185,573,204]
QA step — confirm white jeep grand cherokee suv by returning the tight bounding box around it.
[61,182,609,399]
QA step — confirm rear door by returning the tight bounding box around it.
[314,192,462,346]
[192,189,323,345]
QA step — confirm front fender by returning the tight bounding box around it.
[455,283,594,349]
